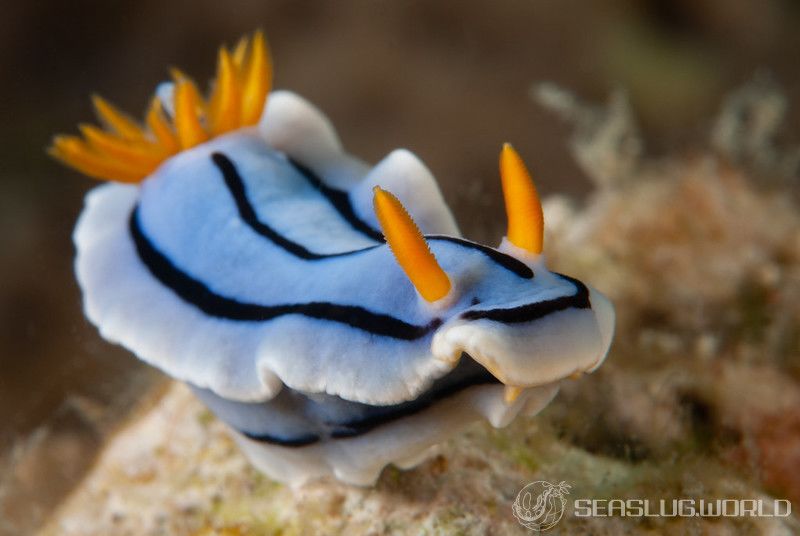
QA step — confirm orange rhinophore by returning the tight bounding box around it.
[373,187,451,302]
[500,143,544,254]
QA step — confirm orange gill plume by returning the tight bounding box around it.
[49,30,272,183]
[372,187,451,303]
[499,143,544,255]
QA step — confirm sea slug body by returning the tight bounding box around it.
[51,31,615,487]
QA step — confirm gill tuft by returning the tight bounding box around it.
[49,30,271,183]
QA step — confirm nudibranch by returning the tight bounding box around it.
[51,32,615,487]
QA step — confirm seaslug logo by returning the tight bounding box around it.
[512,480,571,531]
[573,498,792,518]
[512,479,793,531]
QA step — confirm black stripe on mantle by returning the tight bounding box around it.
[211,152,534,279]
[128,206,441,340]
[129,206,590,338]
[461,274,591,323]
[193,355,501,447]
[288,157,385,242]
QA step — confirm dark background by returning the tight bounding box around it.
[1,0,799,528]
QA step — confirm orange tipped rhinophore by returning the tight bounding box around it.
[373,187,451,302]
[499,143,544,254]
[49,30,272,183]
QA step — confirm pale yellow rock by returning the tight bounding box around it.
[38,380,800,535]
